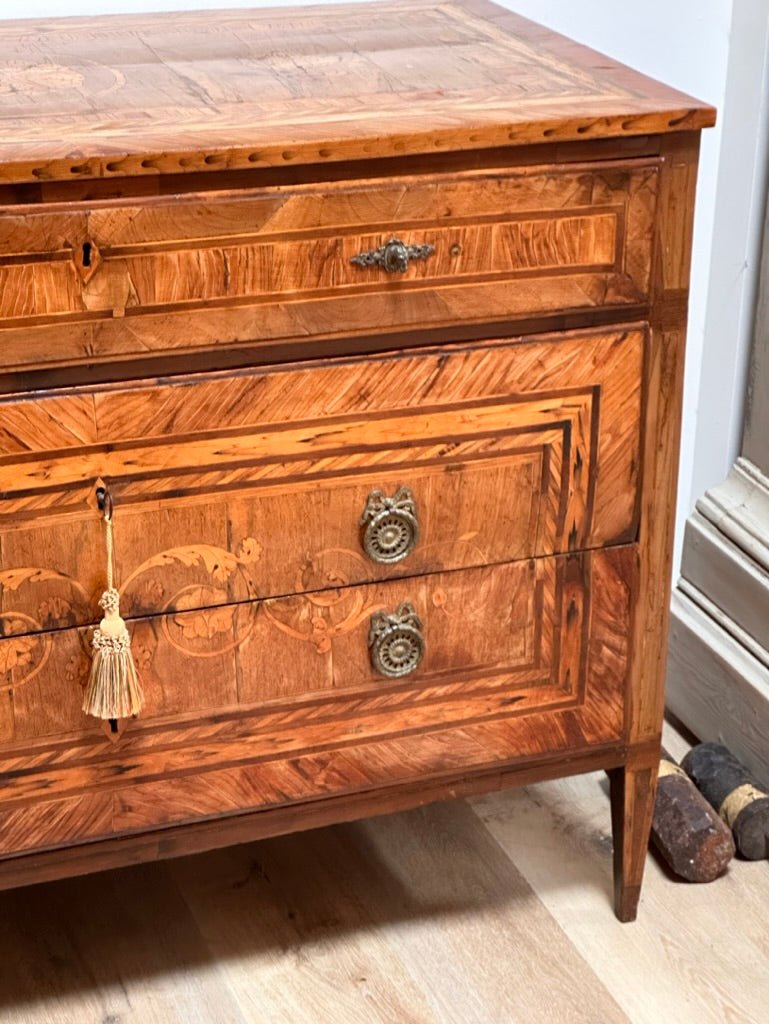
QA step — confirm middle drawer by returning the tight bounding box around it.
[0,325,643,637]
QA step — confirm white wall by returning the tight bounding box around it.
[3,0,768,570]
[509,1,769,572]
[689,3,769,500]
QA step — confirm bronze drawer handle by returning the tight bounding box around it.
[369,602,424,678]
[360,486,419,564]
[351,237,435,273]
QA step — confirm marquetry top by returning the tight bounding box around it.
[0,0,715,185]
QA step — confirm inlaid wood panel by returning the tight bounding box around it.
[0,545,634,857]
[0,327,644,639]
[0,553,576,743]
[0,0,714,186]
[0,163,657,371]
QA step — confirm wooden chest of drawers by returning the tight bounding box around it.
[0,0,714,920]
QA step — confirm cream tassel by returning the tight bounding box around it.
[82,494,144,721]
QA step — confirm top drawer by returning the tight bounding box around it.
[0,161,659,373]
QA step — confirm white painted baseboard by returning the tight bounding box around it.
[667,590,769,788]
[667,458,769,787]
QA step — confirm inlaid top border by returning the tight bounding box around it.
[0,0,716,186]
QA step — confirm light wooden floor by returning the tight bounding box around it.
[0,722,766,1024]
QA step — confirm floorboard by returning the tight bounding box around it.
[0,721,765,1024]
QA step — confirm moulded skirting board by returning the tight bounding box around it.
[668,456,769,786]
[681,507,769,657]
[667,589,769,789]
[677,578,769,669]
[696,457,769,572]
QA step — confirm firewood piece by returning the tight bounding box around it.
[681,743,769,861]
[650,748,735,881]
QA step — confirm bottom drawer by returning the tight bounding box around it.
[0,546,635,859]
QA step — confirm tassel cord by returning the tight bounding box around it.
[105,511,115,592]
[82,488,144,722]
[104,511,116,731]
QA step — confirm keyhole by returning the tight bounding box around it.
[82,242,92,267]
[109,718,119,734]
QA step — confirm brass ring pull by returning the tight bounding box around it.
[360,486,418,564]
[351,237,435,274]
[369,602,424,678]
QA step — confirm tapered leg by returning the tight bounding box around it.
[608,763,657,922]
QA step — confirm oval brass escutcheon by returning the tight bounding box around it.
[368,602,424,678]
[360,486,419,564]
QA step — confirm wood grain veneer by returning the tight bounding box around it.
[0,327,642,643]
[0,163,657,371]
[0,0,714,186]
[0,0,714,922]
[1,548,596,744]
[0,545,632,857]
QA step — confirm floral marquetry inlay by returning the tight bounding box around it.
[0,538,264,690]
[0,567,91,692]
[0,61,86,95]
